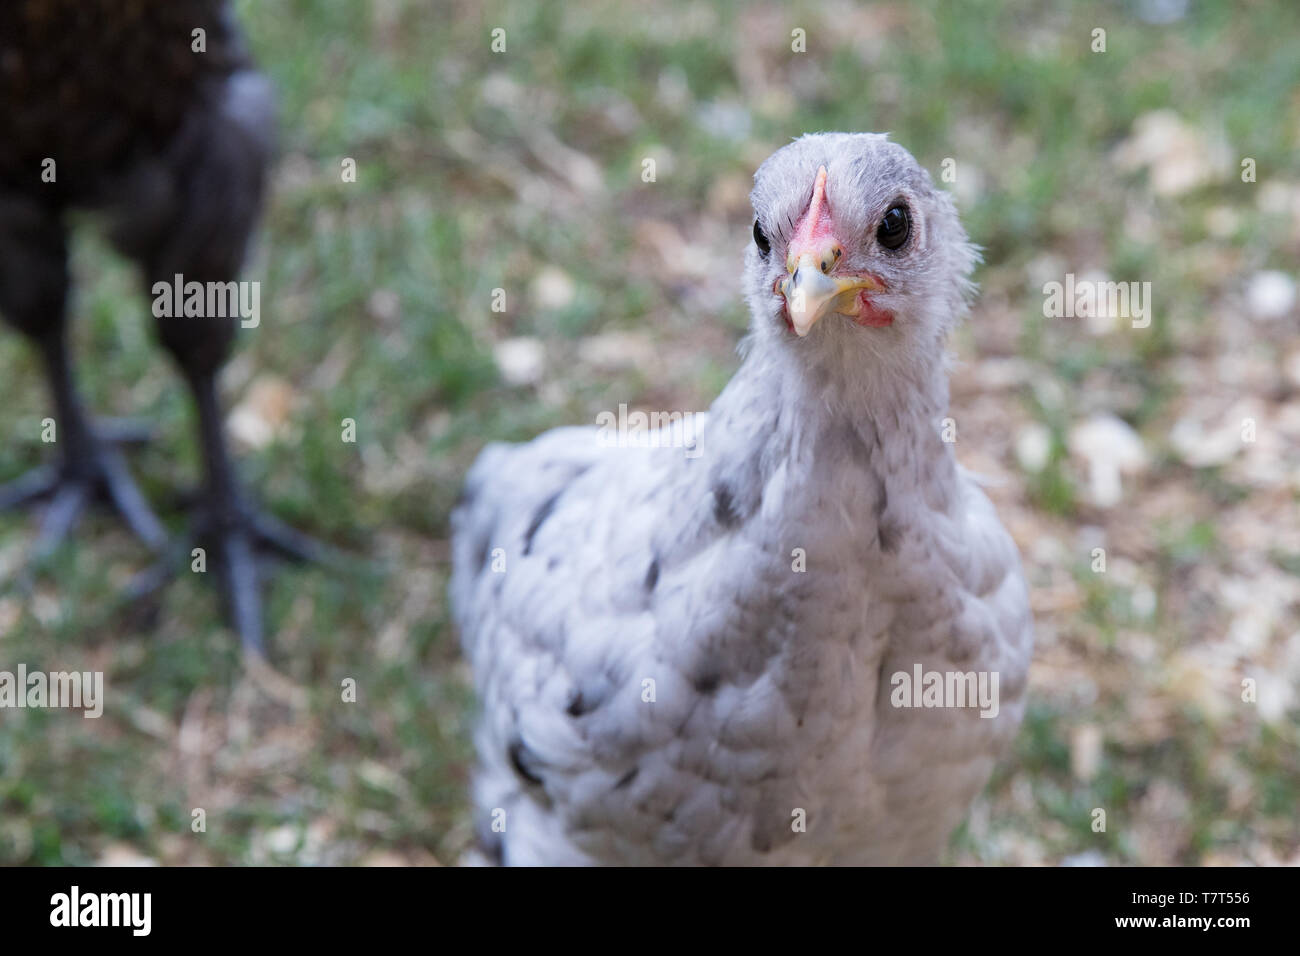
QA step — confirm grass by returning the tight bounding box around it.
[1,0,1298,864]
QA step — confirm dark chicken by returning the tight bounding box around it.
[0,0,318,652]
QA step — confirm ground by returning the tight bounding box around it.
[0,0,1297,865]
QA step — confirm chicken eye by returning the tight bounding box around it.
[876,205,910,250]
[753,220,771,257]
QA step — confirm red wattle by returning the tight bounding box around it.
[854,292,894,327]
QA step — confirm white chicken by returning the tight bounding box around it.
[452,132,1033,865]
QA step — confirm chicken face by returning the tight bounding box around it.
[744,133,977,346]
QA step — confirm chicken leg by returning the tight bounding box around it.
[0,325,166,557]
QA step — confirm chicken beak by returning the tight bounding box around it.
[779,255,881,337]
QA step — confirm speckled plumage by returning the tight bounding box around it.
[452,133,1033,866]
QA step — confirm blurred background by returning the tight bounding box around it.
[1,0,1298,865]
